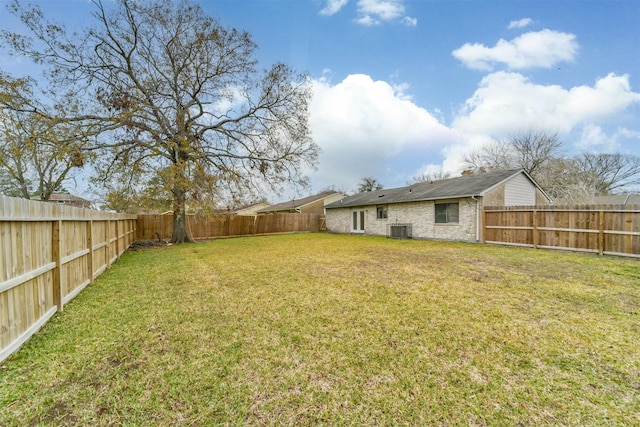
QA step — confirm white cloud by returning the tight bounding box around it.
[308,74,463,190]
[356,14,378,26]
[358,0,405,21]
[617,128,640,141]
[401,16,418,27]
[390,80,412,100]
[440,133,498,174]
[452,29,578,71]
[346,0,416,26]
[422,72,640,176]
[306,71,640,191]
[575,125,640,154]
[452,72,640,136]
[411,163,452,181]
[576,124,620,152]
[320,0,349,16]
[508,18,532,30]
[209,85,247,118]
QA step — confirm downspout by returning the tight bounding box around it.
[471,196,480,242]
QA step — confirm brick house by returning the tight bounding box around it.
[324,169,551,242]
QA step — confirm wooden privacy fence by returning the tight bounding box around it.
[136,212,324,240]
[0,196,137,363]
[484,205,640,258]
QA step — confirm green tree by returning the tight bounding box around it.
[4,0,318,242]
[0,73,90,200]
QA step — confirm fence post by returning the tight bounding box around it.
[532,209,538,249]
[598,210,605,256]
[106,219,112,268]
[87,220,94,284]
[115,220,120,257]
[481,208,487,244]
[51,220,63,311]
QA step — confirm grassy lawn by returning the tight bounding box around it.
[1,233,639,426]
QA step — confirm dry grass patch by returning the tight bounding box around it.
[1,233,639,425]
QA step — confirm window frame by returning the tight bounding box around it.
[435,202,459,224]
[376,205,388,220]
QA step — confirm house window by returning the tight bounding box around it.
[435,202,459,223]
[376,205,388,219]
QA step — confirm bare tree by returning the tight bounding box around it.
[410,169,451,184]
[534,157,592,204]
[463,130,562,178]
[463,129,640,201]
[509,130,562,177]
[357,177,383,192]
[3,0,319,243]
[577,152,640,195]
[463,141,513,173]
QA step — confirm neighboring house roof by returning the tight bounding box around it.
[33,193,92,208]
[234,202,270,215]
[591,194,640,205]
[326,169,548,209]
[257,191,344,213]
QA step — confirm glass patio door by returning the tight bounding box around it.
[351,210,365,233]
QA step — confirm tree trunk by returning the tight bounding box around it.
[19,182,31,200]
[171,180,194,244]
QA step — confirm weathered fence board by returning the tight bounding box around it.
[484,205,640,258]
[136,213,323,240]
[0,196,137,363]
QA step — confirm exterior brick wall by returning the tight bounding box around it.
[483,184,505,206]
[326,198,482,242]
[325,171,551,243]
[325,208,352,234]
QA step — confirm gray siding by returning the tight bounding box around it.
[504,173,536,206]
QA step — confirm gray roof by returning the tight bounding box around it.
[591,194,640,205]
[32,193,91,206]
[326,169,529,209]
[257,191,342,213]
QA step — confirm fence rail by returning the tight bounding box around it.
[483,205,640,258]
[0,196,136,363]
[136,213,324,240]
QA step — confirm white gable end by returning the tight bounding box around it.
[504,173,536,206]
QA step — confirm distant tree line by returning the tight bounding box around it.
[463,130,640,204]
[359,129,639,204]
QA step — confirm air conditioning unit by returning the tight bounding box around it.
[387,223,412,239]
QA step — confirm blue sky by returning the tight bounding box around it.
[2,0,639,200]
